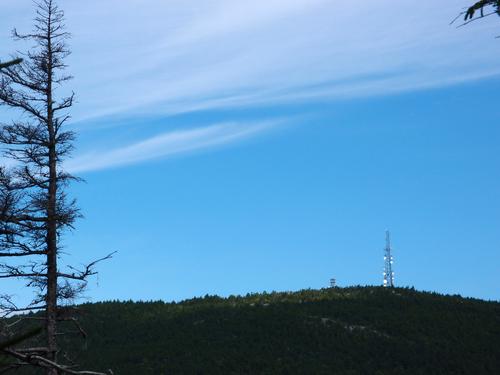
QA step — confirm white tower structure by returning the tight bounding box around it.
[383,230,394,287]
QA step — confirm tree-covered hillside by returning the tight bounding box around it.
[9,287,500,374]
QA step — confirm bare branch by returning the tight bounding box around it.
[59,252,116,281]
[3,348,112,375]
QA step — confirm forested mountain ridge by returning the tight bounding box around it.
[12,287,500,374]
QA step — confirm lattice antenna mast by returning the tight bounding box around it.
[383,230,395,287]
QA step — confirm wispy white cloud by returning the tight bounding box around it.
[65,120,281,173]
[2,0,499,172]
[55,0,498,123]
[5,0,496,124]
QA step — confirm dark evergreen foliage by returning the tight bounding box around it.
[464,1,500,21]
[0,59,23,70]
[455,1,500,27]
[9,286,500,374]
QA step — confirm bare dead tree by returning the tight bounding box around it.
[0,1,112,374]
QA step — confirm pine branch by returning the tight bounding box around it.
[0,59,23,70]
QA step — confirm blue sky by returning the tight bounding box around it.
[1,1,499,302]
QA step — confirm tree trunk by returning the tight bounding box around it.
[46,7,59,373]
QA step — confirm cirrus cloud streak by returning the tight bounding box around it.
[65,120,281,173]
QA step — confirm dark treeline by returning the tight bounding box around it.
[6,286,500,374]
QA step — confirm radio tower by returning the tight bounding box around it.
[383,230,394,287]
